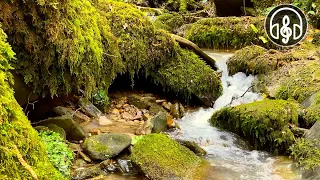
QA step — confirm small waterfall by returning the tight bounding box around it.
[169,50,301,180]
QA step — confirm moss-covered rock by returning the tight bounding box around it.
[131,134,206,180]
[252,43,320,100]
[83,133,131,160]
[186,16,272,49]
[274,61,320,103]
[0,27,63,179]
[210,100,299,154]
[153,13,198,33]
[0,0,222,104]
[228,45,302,76]
[151,49,222,103]
[228,45,267,75]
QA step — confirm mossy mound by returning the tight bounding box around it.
[0,0,222,103]
[186,16,272,49]
[0,0,123,97]
[0,28,63,179]
[210,100,299,154]
[252,43,320,100]
[274,61,320,103]
[153,13,198,33]
[228,45,301,76]
[228,45,267,75]
[151,49,222,102]
[131,134,206,180]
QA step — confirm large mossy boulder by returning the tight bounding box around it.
[83,133,131,160]
[211,100,299,154]
[0,28,63,179]
[252,43,320,101]
[131,134,207,180]
[274,61,320,103]
[186,16,272,49]
[151,49,222,104]
[0,0,222,104]
[228,45,302,76]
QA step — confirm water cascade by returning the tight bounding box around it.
[169,50,301,180]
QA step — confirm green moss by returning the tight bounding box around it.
[228,45,267,75]
[186,16,273,49]
[312,32,320,45]
[275,61,320,103]
[228,45,302,76]
[0,27,63,179]
[39,130,74,178]
[0,0,221,104]
[303,104,320,128]
[294,0,320,28]
[290,138,320,170]
[131,134,206,180]
[210,100,299,154]
[151,48,222,102]
[0,0,123,97]
[153,13,197,33]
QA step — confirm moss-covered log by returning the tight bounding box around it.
[171,34,217,70]
[186,16,273,49]
[131,134,207,180]
[210,100,299,154]
[0,27,63,179]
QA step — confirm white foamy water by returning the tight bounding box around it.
[169,51,301,180]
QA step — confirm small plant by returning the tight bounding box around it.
[92,89,110,111]
[290,138,320,170]
[131,135,144,145]
[39,130,74,178]
[250,24,268,44]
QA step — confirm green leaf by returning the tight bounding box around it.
[250,24,258,33]
[312,3,317,9]
[259,36,268,44]
[132,135,144,145]
[308,11,316,15]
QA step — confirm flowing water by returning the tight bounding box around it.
[169,50,302,180]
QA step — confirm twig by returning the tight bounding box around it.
[71,107,82,117]
[241,85,253,97]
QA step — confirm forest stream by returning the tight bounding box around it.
[108,50,303,180]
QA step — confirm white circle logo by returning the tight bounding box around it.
[265,4,308,47]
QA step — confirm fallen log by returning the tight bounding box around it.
[171,34,217,70]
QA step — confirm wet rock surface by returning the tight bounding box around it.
[33,115,86,141]
[83,133,131,160]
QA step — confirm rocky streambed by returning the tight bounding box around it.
[30,50,310,180]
